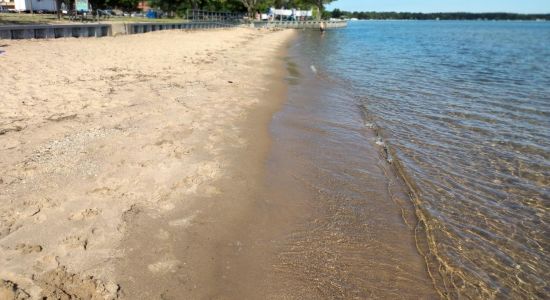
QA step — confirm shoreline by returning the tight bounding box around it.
[258,34,438,298]
[0,28,296,298]
[326,21,550,298]
[1,25,437,299]
[113,29,297,299]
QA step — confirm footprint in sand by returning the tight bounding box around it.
[68,208,101,221]
[33,254,60,271]
[168,213,197,228]
[0,279,30,299]
[61,235,88,250]
[147,260,181,274]
[157,229,170,240]
[15,243,43,254]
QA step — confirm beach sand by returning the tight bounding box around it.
[0,28,295,298]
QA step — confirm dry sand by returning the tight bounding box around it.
[0,28,295,299]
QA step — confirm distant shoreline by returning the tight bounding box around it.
[348,19,549,22]
[331,11,550,21]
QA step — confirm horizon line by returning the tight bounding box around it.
[326,10,550,15]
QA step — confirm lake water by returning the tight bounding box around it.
[293,21,550,298]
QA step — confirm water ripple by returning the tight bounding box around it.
[298,21,550,298]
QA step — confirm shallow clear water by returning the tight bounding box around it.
[297,21,550,298]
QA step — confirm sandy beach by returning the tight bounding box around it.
[0,28,295,298]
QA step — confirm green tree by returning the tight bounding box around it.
[122,0,341,18]
[331,7,341,18]
[303,0,334,20]
[239,0,259,17]
[106,0,140,9]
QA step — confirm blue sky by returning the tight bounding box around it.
[326,0,550,14]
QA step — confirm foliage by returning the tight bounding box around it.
[302,0,334,20]
[321,9,330,20]
[143,0,246,17]
[330,8,341,18]
[86,0,338,19]
[239,0,258,17]
[304,0,333,11]
[108,0,141,9]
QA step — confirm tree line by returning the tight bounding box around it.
[86,0,335,18]
[330,10,550,21]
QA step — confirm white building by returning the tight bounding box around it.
[0,0,16,10]
[15,0,56,12]
[268,7,313,20]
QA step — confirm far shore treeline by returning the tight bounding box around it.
[330,10,550,21]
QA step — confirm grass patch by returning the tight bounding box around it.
[0,13,190,25]
[0,13,62,25]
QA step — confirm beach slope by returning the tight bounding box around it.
[0,28,294,298]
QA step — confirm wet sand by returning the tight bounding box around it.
[113,30,297,299]
[261,48,438,298]
[114,32,438,299]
